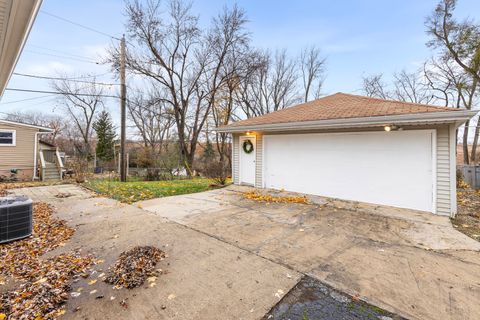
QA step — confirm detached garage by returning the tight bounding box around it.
[217,93,477,216]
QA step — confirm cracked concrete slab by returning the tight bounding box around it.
[139,185,480,320]
[50,195,300,319]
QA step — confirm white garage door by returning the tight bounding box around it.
[263,130,435,212]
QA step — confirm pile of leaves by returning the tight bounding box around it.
[104,246,165,289]
[0,203,95,319]
[243,191,309,204]
[453,186,480,241]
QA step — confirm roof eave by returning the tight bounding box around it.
[0,0,43,97]
[0,119,54,131]
[215,110,478,133]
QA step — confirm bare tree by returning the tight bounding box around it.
[128,88,175,159]
[362,69,434,104]
[426,0,480,82]
[235,49,300,118]
[426,0,480,164]
[300,45,326,102]
[114,0,233,172]
[52,77,105,158]
[392,70,434,104]
[361,73,389,99]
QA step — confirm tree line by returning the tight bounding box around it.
[361,0,480,164]
[4,0,479,171]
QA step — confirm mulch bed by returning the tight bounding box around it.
[453,186,480,241]
[0,203,95,319]
[104,246,166,289]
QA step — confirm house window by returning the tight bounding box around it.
[0,130,16,146]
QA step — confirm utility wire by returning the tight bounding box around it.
[5,88,120,99]
[0,94,57,105]
[24,50,99,64]
[40,10,122,41]
[28,44,100,61]
[13,72,120,86]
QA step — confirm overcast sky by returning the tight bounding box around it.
[1,0,479,127]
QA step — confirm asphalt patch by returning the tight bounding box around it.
[263,276,405,320]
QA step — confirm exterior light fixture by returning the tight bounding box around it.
[384,125,391,132]
[246,131,251,135]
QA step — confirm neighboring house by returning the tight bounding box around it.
[217,92,478,217]
[0,0,43,96]
[0,119,63,181]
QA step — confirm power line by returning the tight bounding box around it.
[40,10,122,41]
[0,98,59,112]
[24,49,99,64]
[5,88,120,99]
[13,72,120,86]
[0,94,57,105]
[28,44,101,61]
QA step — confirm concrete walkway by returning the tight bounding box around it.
[138,185,480,320]
[8,184,93,202]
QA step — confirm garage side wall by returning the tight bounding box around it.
[436,126,455,216]
[255,133,263,188]
[232,133,240,184]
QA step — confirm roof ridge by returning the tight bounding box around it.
[336,92,455,111]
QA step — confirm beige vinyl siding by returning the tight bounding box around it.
[255,133,263,188]
[232,133,239,184]
[436,126,452,216]
[0,123,37,172]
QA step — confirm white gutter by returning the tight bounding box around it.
[216,110,479,133]
[32,131,50,180]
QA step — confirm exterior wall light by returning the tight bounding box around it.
[384,125,399,132]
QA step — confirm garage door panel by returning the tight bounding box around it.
[263,131,434,212]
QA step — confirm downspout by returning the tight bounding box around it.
[32,132,50,181]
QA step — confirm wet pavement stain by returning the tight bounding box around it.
[263,276,406,320]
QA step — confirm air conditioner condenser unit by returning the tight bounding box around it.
[0,196,33,244]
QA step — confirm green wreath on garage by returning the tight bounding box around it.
[242,139,254,154]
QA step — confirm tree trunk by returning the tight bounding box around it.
[463,120,470,164]
[471,121,480,164]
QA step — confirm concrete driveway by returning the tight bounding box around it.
[138,185,480,320]
[8,185,301,320]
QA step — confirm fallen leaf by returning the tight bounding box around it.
[168,294,176,300]
[88,279,97,285]
[90,290,98,295]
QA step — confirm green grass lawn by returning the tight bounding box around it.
[84,178,220,203]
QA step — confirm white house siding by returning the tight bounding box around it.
[255,133,263,188]
[232,134,239,184]
[436,126,452,216]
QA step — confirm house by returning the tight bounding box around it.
[0,119,63,181]
[217,92,478,217]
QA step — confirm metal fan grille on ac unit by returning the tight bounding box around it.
[0,196,33,243]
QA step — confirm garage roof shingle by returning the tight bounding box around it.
[221,92,460,129]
